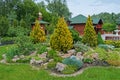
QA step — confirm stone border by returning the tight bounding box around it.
[50,67,90,77]
[50,66,120,77]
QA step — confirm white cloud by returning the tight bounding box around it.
[36,0,120,17]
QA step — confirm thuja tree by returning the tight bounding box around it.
[97,32,104,45]
[82,15,97,47]
[50,17,73,52]
[30,20,46,43]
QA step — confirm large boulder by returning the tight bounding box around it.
[56,62,66,72]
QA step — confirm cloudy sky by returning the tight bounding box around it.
[37,0,120,17]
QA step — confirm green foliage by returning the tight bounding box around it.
[97,32,104,45]
[1,37,15,45]
[98,44,114,51]
[30,20,46,43]
[15,36,35,55]
[47,49,57,58]
[20,19,27,28]
[45,0,71,20]
[69,29,81,43]
[7,26,30,37]
[6,46,19,62]
[106,52,120,66]
[47,61,57,70]
[50,17,73,52]
[61,65,77,74]
[82,15,97,47]
[102,23,116,32]
[37,46,47,54]
[83,58,93,64]
[84,47,108,61]
[105,40,120,48]
[74,41,89,53]
[62,56,83,69]
[0,16,9,36]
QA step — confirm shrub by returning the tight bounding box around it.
[62,56,83,69]
[30,20,46,43]
[98,44,114,51]
[6,46,19,62]
[47,61,57,70]
[1,37,15,45]
[47,49,57,58]
[97,32,104,45]
[83,58,93,64]
[82,15,97,47]
[37,46,47,54]
[50,17,73,52]
[106,52,120,66]
[69,29,81,43]
[61,65,77,74]
[74,41,89,53]
[15,36,35,55]
[105,40,120,48]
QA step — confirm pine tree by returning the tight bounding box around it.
[50,17,73,52]
[97,32,104,45]
[82,15,97,47]
[30,20,46,43]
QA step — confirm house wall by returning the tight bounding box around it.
[71,23,103,35]
[118,24,120,34]
[71,24,85,35]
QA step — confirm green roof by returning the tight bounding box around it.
[39,20,49,24]
[70,14,102,24]
[70,14,87,24]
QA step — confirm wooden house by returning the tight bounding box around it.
[69,14,103,35]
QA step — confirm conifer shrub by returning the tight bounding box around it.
[69,29,81,43]
[62,56,83,69]
[82,15,97,47]
[30,20,46,43]
[97,32,104,45]
[50,17,73,52]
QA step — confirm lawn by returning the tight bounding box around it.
[0,45,120,80]
[0,64,120,80]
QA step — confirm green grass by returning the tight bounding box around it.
[0,64,120,80]
[0,45,15,60]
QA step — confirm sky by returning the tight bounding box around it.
[37,0,120,17]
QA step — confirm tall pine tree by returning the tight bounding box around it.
[82,15,97,47]
[50,17,73,52]
[30,20,46,43]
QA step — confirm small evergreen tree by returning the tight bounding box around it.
[82,15,97,47]
[30,20,46,43]
[97,32,104,45]
[50,17,73,52]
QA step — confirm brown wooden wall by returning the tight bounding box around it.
[71,24,85,35]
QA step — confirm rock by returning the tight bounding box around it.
[12,57,20,62]
[56,62,66,72]
[76,52,84,60]
[30,58,43,65]
[49,59,54,62]
[2,54,6,59]
[30,58,36,64]
[67,49,76,55]
[35,60,43,65]
[0,59,6,63]
[43,62,48,69]
[38,52,47,59]
[92,53,99,60]
[30,51,37,56]
[61,53,71,58]
[20,55,25,59]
